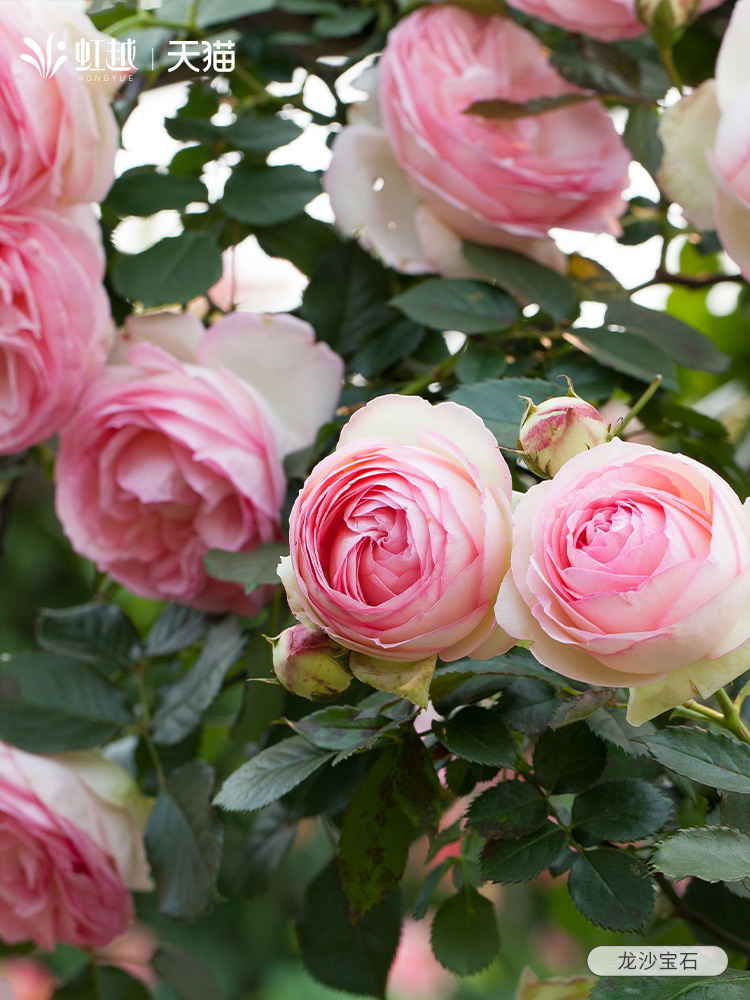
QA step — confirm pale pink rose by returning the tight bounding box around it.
[280,395,514,705]
[0,205,111,454]
[495,438,750,724]
[0,1,121,208]
[56,311,343,615]
[0,744,152,951]
[505,0,721,41]
[388,917,456,1000]
[373,6,630,244]
[0,959,55,1000]
[94,924,159,992]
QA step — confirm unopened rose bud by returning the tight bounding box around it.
[516,966,594,1000]
[270,624,351,701]
[518,392,608,478]
[636,0,700,45]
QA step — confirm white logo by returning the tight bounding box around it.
[20,34,67,79]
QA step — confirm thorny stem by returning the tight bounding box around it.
[654,872,750,954]
[713,687,750,744]
[610,375,662,440]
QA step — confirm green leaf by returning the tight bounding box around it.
[223,113,301,154]
[112,231,223,308]
[313,5,375,35]
[222,164,320,225]
[463,243,578,322]
[255,213,338,277]
[550,689,616,728]
[351,317,426,379]
[480,821,568,884]
[214,735,335,812]
[220,803,296,898]
[56,966,151,1000]
[289,704,398,751]
[533,722,607,793]
[151,617,245,746]
[0,652,133,752]
[638,727,750,793]
[297,862,402,999]
[465,93,591,119]
[203,542,288,592]
[412,859,453,920]
[448,377,565,449]
[393,728,442,840]
[433,706,516,768]
[391,278,520,334]
[651,826,750,883]
[107,166,207,217]
[572,779,672,841]
[338,749,414,921]
[589,970,750,1000]
[568,848,654,931]
[568,327,679,392]
[145,606,214,657]
[606,299,728,374]
[145,760,223,920]
[623,104,663,180]
[720,792,750,835]
[499,678,562,735]
[430,887,500,975]
[195,0,275,27]
[152,944,229,1000]
[467,779,549,840]
[586,707,656,758]
[36,602,141,669]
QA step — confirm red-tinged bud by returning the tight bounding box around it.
[636,0,701,46]
[270,623,351,701]
[518,393,608,478]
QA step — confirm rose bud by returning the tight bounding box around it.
[270,624,352,701]
[518,394,608,478]
[636,0,701,45]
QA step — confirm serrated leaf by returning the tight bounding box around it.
[550,689,615,728]
[393,728,442,839]
[586,708,656,757]
[480,821,567,884]
[113,231,223,308]
[533,722,607,793]
[203,543,289,592]
[214,735,335,812]
[589,970,750,1000]
[566,327,679,392]
[338,749,414,921]
[0,652,133,752]
[605,300,728,374]
[720,792,750,835]
[36,602,141,670]
[107,166,207,217]
[391,278,519,334]
[145,606,214,657]
[297,862,402,999]
[572,779,672,842]
[151,617,245,746]
[145,760,223,920]
[500,678,561,734]
[651,826,750,883]
[289,704,397,751]
[430,888,500,976]
[463,242,578,322]
[568,849,654,932]
[448,377,565,449]
[433,706,516,768]
[222,164,320,225]
[152,944,229,1000]
[638,727,750,793]
[467,779,548,840]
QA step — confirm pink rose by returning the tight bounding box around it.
[0,1,120,208]
[505,0,721,42]
[56,311,343,615]
[0,958,55,1000]
[280,395,514,705]
[0,744,152,951]
[495,438,750,723]
[375,6,630,243]
[0,205,111,453]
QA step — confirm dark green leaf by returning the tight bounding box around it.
[391,278,520,334]
[313,5,374,35]
[623,104,663,180]
[36,603,141,669]
[589,970,750,1000]
[0,652,132,752]
[533,722,607,793]
[393,728,442,839]
[448,377,565,449]
[430,888,500,975]
[651,826,750,883]
[203,543,288,592]
[606,300,728,374]
[112,232,223,308]
[568,848,654,931]
[56,966,151,1000]
[433,706,516,768]
[568,327,679,392]
[465,93,591,119]
[338,749,414,920]
[351,318,426,379]
[425,818,462,864]
[412,859,453,920]
[568,253,626,303]
[572,779,672,841]
[151,617,245,746]
[223,113,301,153]
[289,704,397,751]
[455,342,507,384]
[195,0,275,28]
[550,689,615,728]
[297,862,402,999]
[721,792,750,835]
[255,213,338,277]
[638,727,750,793]
[499,678,561,735]
[145,606,214,657]
[145,760,223,920]
[220,803,296,898]
[467,779,548,840]
[107,167,207,217]
[214,735,335,812]
[463,243,578,322]
[152,944,229,1000]
[222,164,320,225]
[586,707,657,757]
[480,821,567,884]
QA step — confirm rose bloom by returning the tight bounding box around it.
[504,0,721,42]
[0,744,152,952]
[0,1,120,208]
[0,958,55,1000]
[280,395,514,704]
[495,438,750,724]
[659,2,750,279]
[0,205,111,454]
[56,311,343,615]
